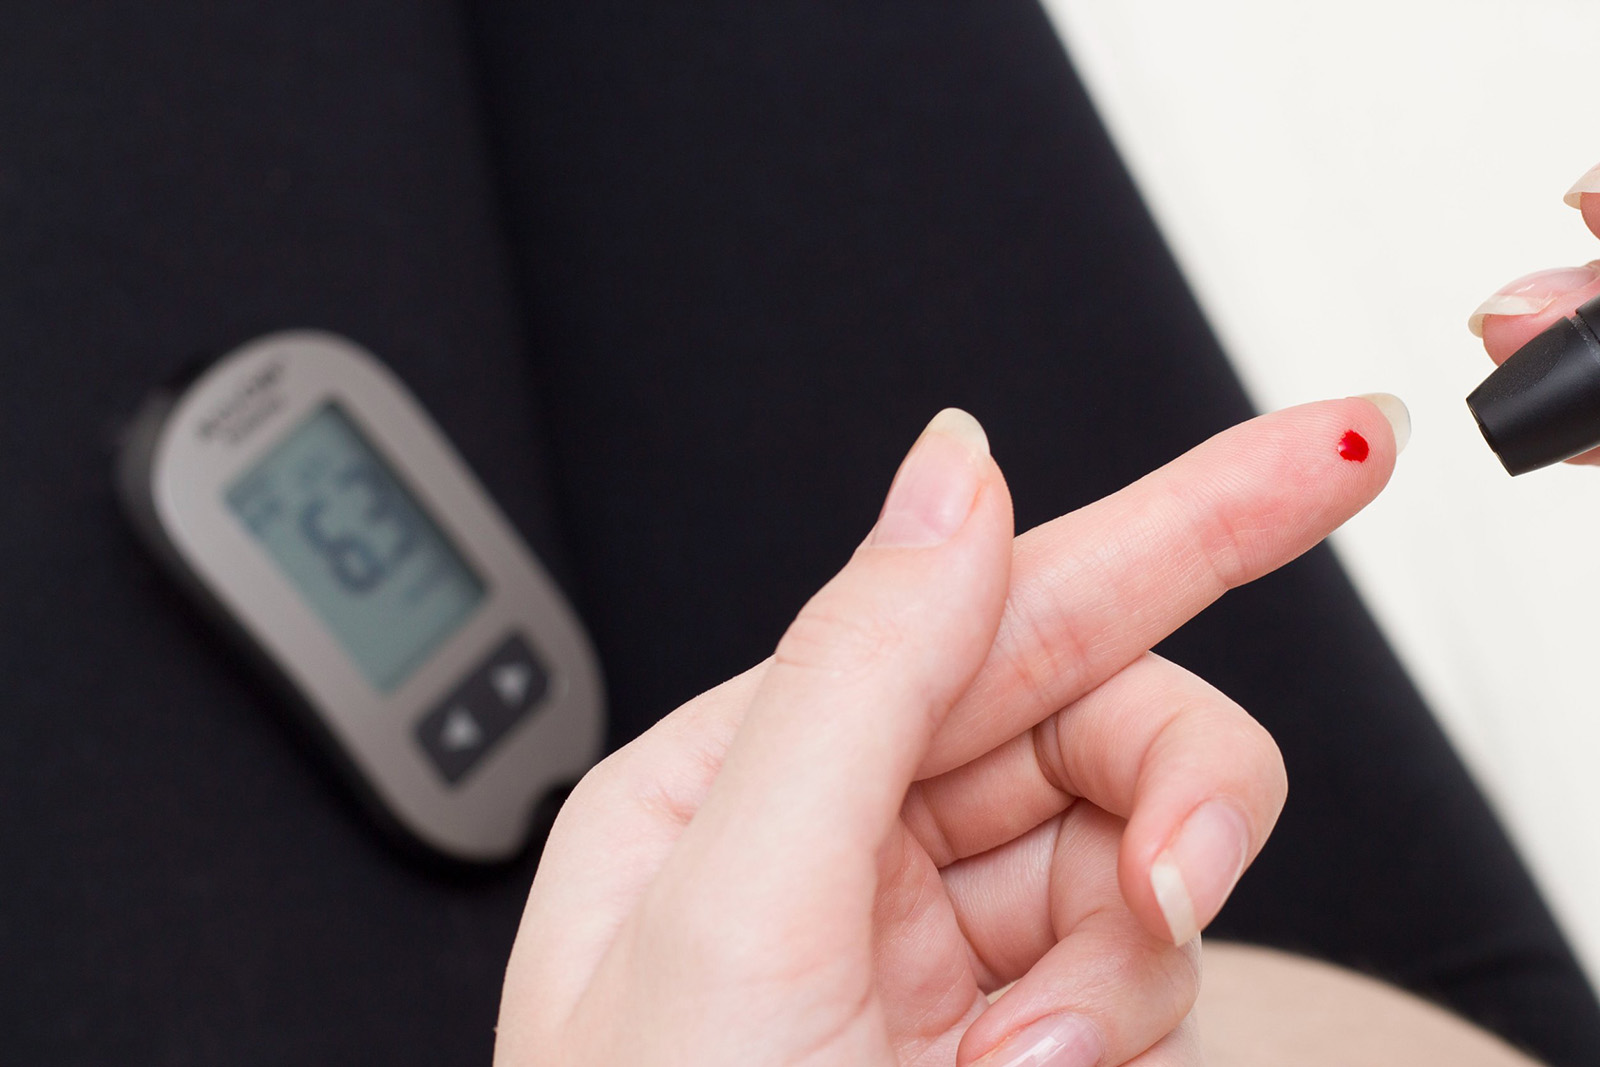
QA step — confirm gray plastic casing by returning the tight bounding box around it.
[117,331,605,863]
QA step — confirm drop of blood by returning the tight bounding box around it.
[1337,430,1370,462]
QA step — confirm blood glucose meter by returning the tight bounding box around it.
[117,331,604,863]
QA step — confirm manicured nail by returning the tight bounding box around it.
[1467,265,1600,337]
[871,408,989,548]
[972,1013,1104,1067]
[1564,163,1600,208]
[1356,393,1411,456]
[1150,800,1251,946]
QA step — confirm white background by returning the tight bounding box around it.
[1040,1,1600,982]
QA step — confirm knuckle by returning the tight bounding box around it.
[1030,709,1076,797]
[1182,493,1253,594]
[997,587,1094,713]
[773,593,903,678]
[1159,479,1276,596]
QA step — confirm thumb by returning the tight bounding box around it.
[671,408,1013,914]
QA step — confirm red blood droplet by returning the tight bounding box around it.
[1337,430,1370,462]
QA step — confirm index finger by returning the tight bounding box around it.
[918,394,1407,779]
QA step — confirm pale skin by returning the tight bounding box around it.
[1196,944,1541,1065]
[496,396,1411,1067]
[967,943,1540,1065]
[1171,167,1600,1067]
[1122,161,1600,1067]
[494,166,1600,1067]
[1471,162,1600,450]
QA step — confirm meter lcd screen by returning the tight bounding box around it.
[225,404,486,692]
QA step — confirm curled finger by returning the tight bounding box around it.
[904,653,1284,946]
[942,804,1202,1067]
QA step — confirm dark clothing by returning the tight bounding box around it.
[2,2,1595,1064]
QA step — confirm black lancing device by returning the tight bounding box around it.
[1468,293,1600,475]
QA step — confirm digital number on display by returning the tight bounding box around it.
[225,404,485,691]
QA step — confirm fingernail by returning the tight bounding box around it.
[1467,265,1600,337]
[1150,800,1250,946]
[1356,393,1411,456]
[972,1013,1104,1067]
[871,408,989,548]
[1564,163,1600,208]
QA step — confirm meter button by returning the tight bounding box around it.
[416,634,549,785]
[417,700,497,784]
[438,707,485,752]
[481,635,549,712]
[491,662,537,708]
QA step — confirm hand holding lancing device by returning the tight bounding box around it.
[1470,160,1600,468]
[495,397,1406,1067]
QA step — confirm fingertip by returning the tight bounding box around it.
[1123,397,1402,593]
[1583,195,1600,242]
[1565,162,1600,219]
[927,406,990,458]
[872,408,992,548]
[1564,161,1600,206]
[1479,311,1533,364]
[1147,800,1251,946]
[1149,860,1200,946]
[967,1013,1104,1067]
[1110,680,1286,947]
[1476,271,1600,364]
[1266,396,1403,486]
[1354,393,1410,457]
[871,407,1012,552]
[958,908,1200,1067]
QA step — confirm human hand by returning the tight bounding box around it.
[495,398,1406,1067]
[1468,162,1600,465]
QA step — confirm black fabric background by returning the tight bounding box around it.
[1,2,1596,1064]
